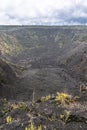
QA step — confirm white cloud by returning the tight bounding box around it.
[0,0,87,25]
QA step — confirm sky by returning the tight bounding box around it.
[0,0,87,25]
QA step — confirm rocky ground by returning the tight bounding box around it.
[0,90,87,130]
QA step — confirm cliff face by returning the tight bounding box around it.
[0,58,17,98]
[0,59,16,84]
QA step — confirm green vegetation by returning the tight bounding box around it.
[17,102,28,111]
[10,102,28,111]
[6,116,12,124]
[41,95,51,102]
[0,39,23,56]
[60,110,70,124]
[25,122,42,130]
[55,92,72,104]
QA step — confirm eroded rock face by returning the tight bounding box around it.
[0,59,16,98]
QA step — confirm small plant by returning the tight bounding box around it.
[55,92,71,104]
[41,95,51,102]
[11,103,19,110]
[40,97,45,102]
[25,122,36,130]
[10,102,28,111]
[25,127,29,130]
[60,110,70,124]
[37,125,42,130]
[18,102,28,111]
[6,116,12,124]
[25,122,42,130]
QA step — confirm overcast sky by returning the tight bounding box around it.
[0,0,87,25]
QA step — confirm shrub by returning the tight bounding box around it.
[55,92,71,104]
[6,116,12,124]
[60,110,70,124]
[41,95,51,102]
[25,122,42,130]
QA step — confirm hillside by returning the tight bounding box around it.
[0,26,87,130]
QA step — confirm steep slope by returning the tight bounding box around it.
[0,58,17,98]
[60,43,87,82]
[0,33,23,59]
